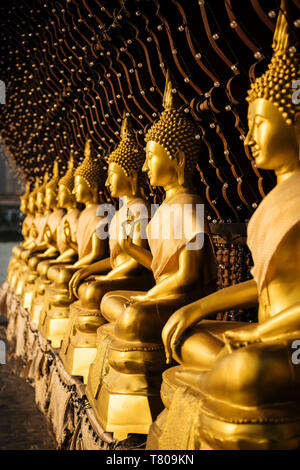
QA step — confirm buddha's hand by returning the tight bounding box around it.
[69,268,89,298]
[64,221,71,245]
[162,306,200,364]
[224,326,261,349]
[128,293,150,303]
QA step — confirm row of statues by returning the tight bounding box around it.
[6,1,300,448]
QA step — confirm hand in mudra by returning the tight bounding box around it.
[223,325,261,350]
[162,305,201,364]
[121,209,135,251]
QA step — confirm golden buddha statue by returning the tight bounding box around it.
[86,71,217,440]
[150,2,300,450]
[20,161,66,311]
[7,182,33,285]
[39,138,109,349]
[30,152,81,326]
[14,173,50,296]
[59,114,154,383]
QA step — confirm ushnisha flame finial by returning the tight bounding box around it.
[46,159,60,193]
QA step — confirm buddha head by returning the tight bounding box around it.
[28,178,40,215]
[245,1,300,173]
[144,70,201,188]
[58,151,76,209]
[36,172,49,214]
[105,113,145,198]
[45,160,60,211]
[73,138,103,204]
[20,182,31,214]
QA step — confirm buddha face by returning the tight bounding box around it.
[73,175,92,203]
[45,188,57,210]
[58,184,72,208]
[105,162,132,198]
[144,141,183,187]
[36,191,44,213]
[245,98,299,171]
[20,197,27,214]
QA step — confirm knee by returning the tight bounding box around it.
[115,303,149,342]
[101,292,118,322]
[79,281,105,309]
[215,347,268,406]
[37,260,49,276]
[47,265,58,281]
[28,256,39,270]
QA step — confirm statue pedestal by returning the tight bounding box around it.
[86,325,165,440]
[39,307,70,349]
[30,296,44,327]
[87,382,163,441]
[21,287,35,312]
[60,343,97,384]
[59,301,106,382]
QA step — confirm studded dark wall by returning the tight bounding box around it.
[0,0,299,223]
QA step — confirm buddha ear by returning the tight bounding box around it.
[294,112,300,157]
[175,149,186,168]
[174,150,186,185]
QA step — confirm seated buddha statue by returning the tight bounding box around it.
[21,161,66,310]
[86,71,217,440]
[7,182,33,285]
[30,152,81,326]
[39,138,109,349]
[153,4,300,450]
[59,114,154,383]
[14,173,50,296]
[9,179,40,290]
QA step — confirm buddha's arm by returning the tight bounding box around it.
[73,231,107,268]
[105,258,142,280]
[121,237,152,270]
[256,302,300,340]
[55,248,77,263]
[39,247,57,258]
[162,278,258,363]
[22,242,48,259]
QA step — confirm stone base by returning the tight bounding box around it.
[87,381,163,441]
[3,286,147,450]
[30,295,44,327]
[21,286,35,312]
[39,309,69,349]
[59,342,97,384]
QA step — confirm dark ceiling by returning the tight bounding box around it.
[0,0,299,222]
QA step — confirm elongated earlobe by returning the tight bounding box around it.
[175,150,186,185]
[130,172,138,196]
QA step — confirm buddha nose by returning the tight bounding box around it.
[142,160,148,172]
[244,130,254,147]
